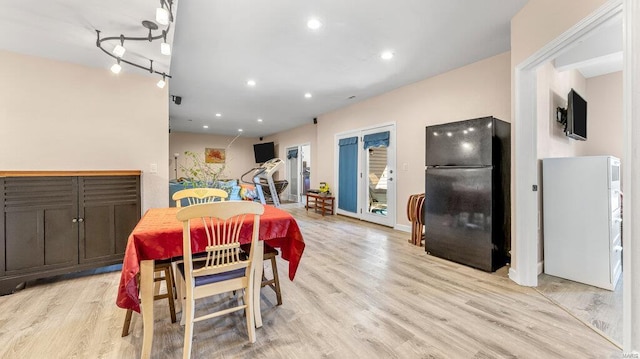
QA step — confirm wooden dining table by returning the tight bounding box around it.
[116,204,305,359]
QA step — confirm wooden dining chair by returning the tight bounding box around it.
[121,259,176,337]
[175,201,264,359]
[171,187,230,302]
[172,187,229,207]
[241,243,282,306]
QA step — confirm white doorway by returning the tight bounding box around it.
[513,0,639,351]
[285,144,310,203]
[335,123,396,227]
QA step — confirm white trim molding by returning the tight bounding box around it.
[394,224,411,233]
[623,0,640,352]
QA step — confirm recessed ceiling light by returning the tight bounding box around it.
[381,51,394,60]
[247,79,256,87]
[238,129,243,132]
[257,118,263,122]
[203,125,209,129]
[215,113,222,117]
[304,93,312,99]
[307,18,322,30]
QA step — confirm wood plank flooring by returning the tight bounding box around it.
[0,204,623,358]
[537,272,623,345]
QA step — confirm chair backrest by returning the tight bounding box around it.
[176,201,265,282]
[172,188,229,207]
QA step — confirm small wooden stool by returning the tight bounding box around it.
[121,260,177,337]
[407,193,425,246]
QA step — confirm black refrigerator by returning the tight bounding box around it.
[424,116,510,272]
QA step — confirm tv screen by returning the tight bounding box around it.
[566,89,587,141]
[253,142,275,163]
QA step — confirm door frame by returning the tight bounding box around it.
[284,142,310,203]
[334,122,397,227]
[513,0,639,351]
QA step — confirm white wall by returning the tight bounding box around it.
[0,50,169,211]
[536,63,587,159]
[169,132,258,181]
[263,123,317,182]
[577,71,623,159]
[316,52,512,226]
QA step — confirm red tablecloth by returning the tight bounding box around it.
[116,205,305,312]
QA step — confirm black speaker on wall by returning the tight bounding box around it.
[313,117,317,124]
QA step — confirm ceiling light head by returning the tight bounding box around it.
[257,118,263,122]
[304,93,312,99]
[238,129,243,132]
[215,113,222,117]
[203,125,209,129]
[156,7,170,25]
[247,79,256,87]
[161,42,171,56]
[157,74,166,88]
[113,44,126,58]
[110,60,122,74]
[307,18,322,30]
[380,51,394,60]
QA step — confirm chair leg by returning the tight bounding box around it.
[183,297,195,359]
[244,288,256,343]
[269,256,283,306]
[163,266,177,323]
[121,309,134,337]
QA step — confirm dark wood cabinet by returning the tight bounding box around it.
[0,171,141,295]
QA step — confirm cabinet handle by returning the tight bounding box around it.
[72,218,78,223]
[78,218,84,223]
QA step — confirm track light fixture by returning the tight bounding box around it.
[95,0,174,86]
[156,0,174,25]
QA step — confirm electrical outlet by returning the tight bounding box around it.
[150,163,158,174]
[402,162,408,171]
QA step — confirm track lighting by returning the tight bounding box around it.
[95,0,174,86]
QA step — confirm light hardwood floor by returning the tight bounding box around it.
[537,272,623,345]
[0,204,623,358]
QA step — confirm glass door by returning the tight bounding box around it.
[361,126,395,227]
[286,146,300,203]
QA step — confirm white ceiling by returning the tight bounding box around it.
[554,16,623,79]
[0,0,530,138]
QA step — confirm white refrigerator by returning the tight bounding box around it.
[542,156,622,290]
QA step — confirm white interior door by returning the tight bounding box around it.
[285,146,300,202]
[285,144,310,203]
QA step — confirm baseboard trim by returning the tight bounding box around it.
[394,224,411,233]
[538,261,544,275]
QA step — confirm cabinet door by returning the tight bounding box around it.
[78,176,140,263]
[2,177,78,274]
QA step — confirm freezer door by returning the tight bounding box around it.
[425,117,494,166]
[425,167,495,271]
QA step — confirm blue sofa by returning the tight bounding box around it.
[169,179,242,207]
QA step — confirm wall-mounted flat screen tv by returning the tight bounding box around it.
[253,142,275,163]
[566,89,587,141]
